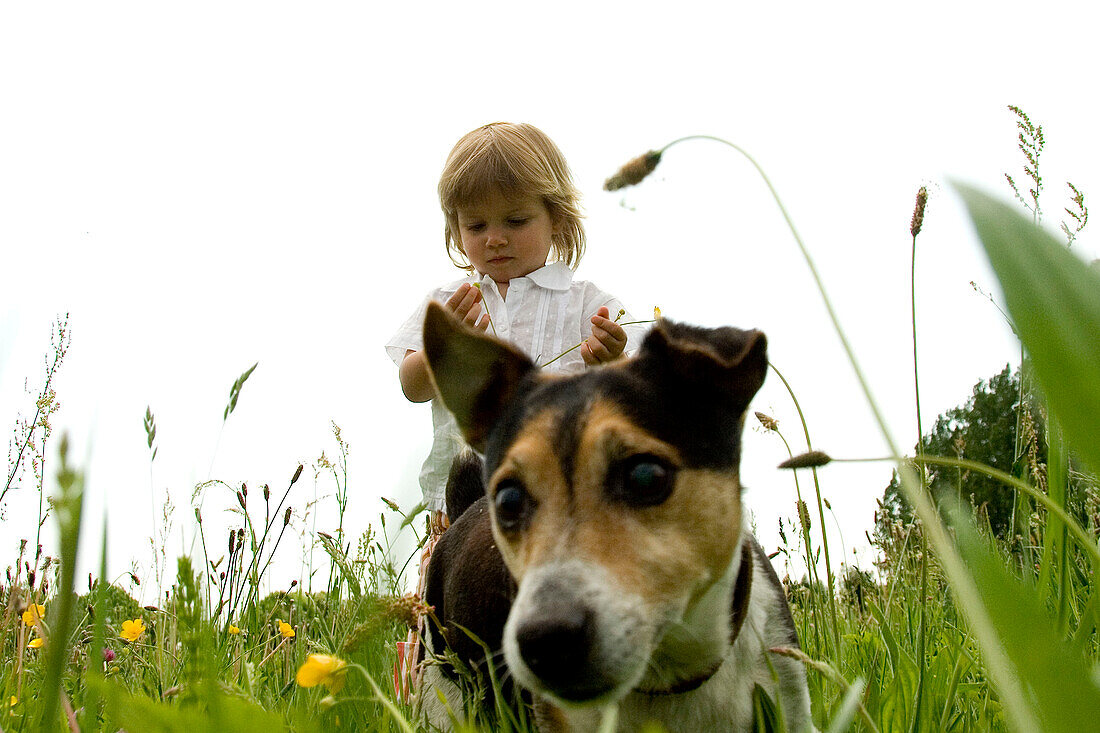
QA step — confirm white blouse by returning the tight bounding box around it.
[386,262,649,512]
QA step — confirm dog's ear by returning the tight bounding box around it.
[423,301,537,451]
[638,320,768,410]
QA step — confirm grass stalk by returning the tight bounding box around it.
[772,425,825,657]
[635,134,1038,730]
[909,187,930,733]
[768,362,842,660]
[832,453,1100,572]
[38,435,84,729]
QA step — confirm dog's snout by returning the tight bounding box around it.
[515,604,594,693]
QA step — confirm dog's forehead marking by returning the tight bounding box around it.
[492,408,572,501]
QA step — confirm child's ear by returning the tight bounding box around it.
[422,302,537,451]
[547,203,563,236]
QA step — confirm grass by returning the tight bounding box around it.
[3,107,1098,731]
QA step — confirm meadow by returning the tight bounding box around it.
[3,107,1098,732]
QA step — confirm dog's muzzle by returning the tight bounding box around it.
[503,561,653,704]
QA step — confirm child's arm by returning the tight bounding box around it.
[398,283,490,402]
[581,306,629,365]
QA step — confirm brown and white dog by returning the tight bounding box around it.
[418,301,812,732]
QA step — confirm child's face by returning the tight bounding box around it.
[456,189,559,287]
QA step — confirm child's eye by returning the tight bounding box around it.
[507,217,529,226]
[465,223,486,233]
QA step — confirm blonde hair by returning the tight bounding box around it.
[438,122,585,271]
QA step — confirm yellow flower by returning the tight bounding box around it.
[120,618,146,642]
[228,624,241,635]
[296,654,348,693]
[653,306,662,320]
[9,696,16,707]
[277,620,295,639]
[22,604,45,627]
[28,637,44,649]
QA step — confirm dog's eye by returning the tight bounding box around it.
[613,456,675,506]
[493,480,531,531]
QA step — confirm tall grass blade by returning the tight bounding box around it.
[38,435,85,729]
[318,531,362,598]
[80,519,110,732]
[824,677,865,733]
[948,503,1100,731]
[953,182,1100,474]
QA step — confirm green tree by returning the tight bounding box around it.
[878,365,1044,539]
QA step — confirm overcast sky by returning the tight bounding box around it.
[2,1,1097,601]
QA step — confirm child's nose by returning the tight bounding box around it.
[486,227,506,246]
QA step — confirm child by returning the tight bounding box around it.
[385,122,647,694]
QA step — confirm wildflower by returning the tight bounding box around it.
[228,624,241,635]
[296,654,348,693]
[9,696,16,707]
[28,637,44,649]
[277,620,296,639]
[120,618,146,642]
[604,150,663,191]
[103,648,116,662]
[653,306,662,320]
[22,603,45,627]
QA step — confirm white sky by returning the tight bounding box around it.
[2,1,1097,602]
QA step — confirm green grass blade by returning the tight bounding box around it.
[80,519,110,732]
[953,182,1100,474]
[317,531,362,598]
[824,678,865,733]
[38,435,85,728]
[949,503,1100,731]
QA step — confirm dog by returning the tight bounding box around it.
[417,301,813,732]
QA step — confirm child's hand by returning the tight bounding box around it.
[444,283,490,332]
[581,306,627,366]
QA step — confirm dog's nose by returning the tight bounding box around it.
[515,605,593,691]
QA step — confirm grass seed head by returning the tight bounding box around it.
[910,186,929,237]
[604,150,662,191]
[779,450,833,469]
[755,411,779,432]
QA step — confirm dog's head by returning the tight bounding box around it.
[423,302,767,706]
